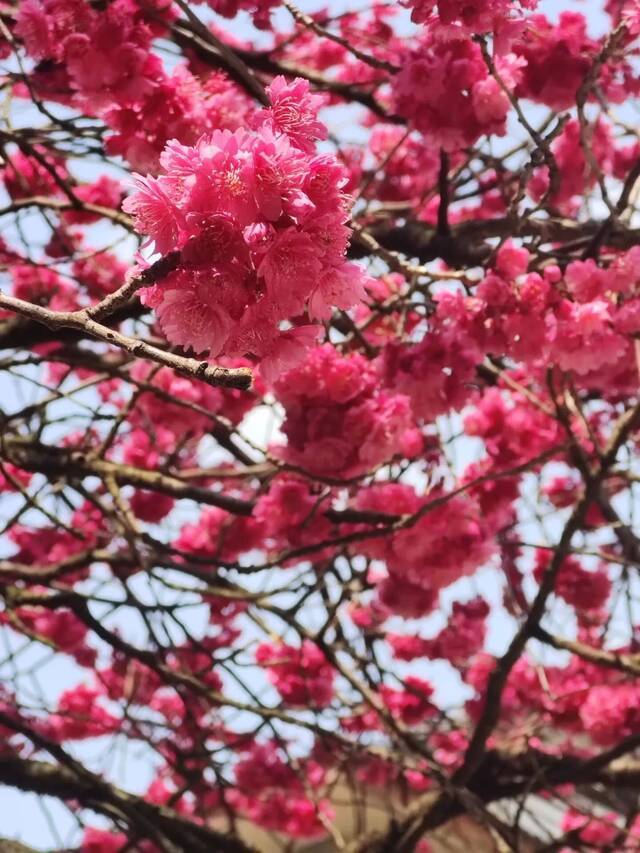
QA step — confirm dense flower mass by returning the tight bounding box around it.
[513,12,613,109]
[3,0,640,849]
[123,78,367,376]
[393,34,514,150]
[404,0,537,36]
[271,344,418,477]
[255,640,335,707]
[355,483,494,616]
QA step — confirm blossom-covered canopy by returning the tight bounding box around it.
[1,0,640,850]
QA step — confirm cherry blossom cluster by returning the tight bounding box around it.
[393,34,515,150]
[272,344,419,477]
[15,0,251,172]
[124,78,368,377]
[354,484,495,616]
[404,0,537,36]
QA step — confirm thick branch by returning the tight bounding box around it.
[349,742,640,852]
[0,293,252,391]
[534,626,640,677]
[352,216,640,268]
[0,754,254,853]
[1,437,255,516]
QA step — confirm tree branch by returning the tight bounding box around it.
[0,754,255,853]
[0,293,252,391]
